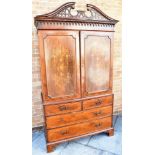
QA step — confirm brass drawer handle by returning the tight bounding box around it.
[60,130,69,135]
[95,99,103,106]
[94,122,102,128]
[93,110,103,116]
[58,105,69,111]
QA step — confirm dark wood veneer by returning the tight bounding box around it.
[34,2,118,153]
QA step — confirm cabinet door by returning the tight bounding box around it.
[81,31,113,97]
[38,30,81,102]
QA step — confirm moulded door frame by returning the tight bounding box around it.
[38,30,81,102]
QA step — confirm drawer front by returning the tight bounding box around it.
[44,102,81,116]
[47,116,112,142]
[46,106,112,129]
[83,95,113,110]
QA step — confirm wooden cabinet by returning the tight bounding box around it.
[34,2,118,153]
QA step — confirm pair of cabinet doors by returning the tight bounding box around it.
[38,30,113,102]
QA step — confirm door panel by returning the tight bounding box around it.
[81,31,113,97]
[44,35,76,98]
[38,30,81,101]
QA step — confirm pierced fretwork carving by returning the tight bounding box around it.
[55,5,73,18]
[34,2,118,27]
[54,4,109,21]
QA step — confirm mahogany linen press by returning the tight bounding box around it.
[34,2,118,152]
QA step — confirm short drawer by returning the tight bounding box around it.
[83,95,113,110]
[46,106,112,129]
[47,116,112,142]
[44,101,81,116]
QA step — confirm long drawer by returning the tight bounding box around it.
[46,105,112,129]
[47,116,112,142]
[44,101,81,116]
[83,95,113,110]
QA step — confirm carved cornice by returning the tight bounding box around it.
[34,2,118,29]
